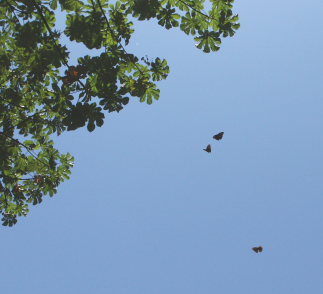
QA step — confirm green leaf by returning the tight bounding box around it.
[50,0,58,10]
[58,0,83,12]
[87,121,95,132]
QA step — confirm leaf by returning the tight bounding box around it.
[58,0,83,12]
[194,30,221,53]
[50,0,58,10]
[87,121,95,132]
[140,85,160,104]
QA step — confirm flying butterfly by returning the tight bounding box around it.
[252,246,263,253]
[203,144,211,153]
[213,132,224,141]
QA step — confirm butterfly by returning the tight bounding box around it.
[213,132,224,141]
[252,246,263,253]
[203,144,211,153]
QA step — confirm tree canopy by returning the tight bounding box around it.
[0,0,239,226]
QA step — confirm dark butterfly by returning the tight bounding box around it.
[203,144,211,153]
[252,246,263,253]
[213,132,224,141]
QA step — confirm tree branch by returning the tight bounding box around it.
[0,132,49,168]
[178,0,217,22]
[30,0,89,93]
[95,0,145,75]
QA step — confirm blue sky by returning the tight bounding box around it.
[2,1,323,293]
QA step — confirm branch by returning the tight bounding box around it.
[1,110,47,133]
[30,0,90,93]
[30,0,69,67]
[5,0,21,20]
[95,0,145,75]
[178,0,217,22]
[0,132,49,168]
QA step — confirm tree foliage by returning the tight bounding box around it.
[0,0,239,226]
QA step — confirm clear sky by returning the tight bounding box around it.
[2,1,323,293]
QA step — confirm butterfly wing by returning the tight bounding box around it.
[252,247,259,253]
[203,144,211,153]
[258,246,263,252]
[213,132,224,140]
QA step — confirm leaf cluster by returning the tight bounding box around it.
[0,0,239,225]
